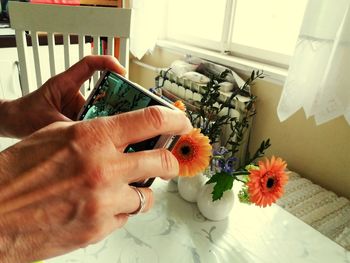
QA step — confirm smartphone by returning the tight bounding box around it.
[77,71,180,187]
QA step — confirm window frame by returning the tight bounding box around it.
[162,0,304,70]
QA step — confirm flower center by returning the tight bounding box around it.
[180,145,192,156]
[266,177,275,188]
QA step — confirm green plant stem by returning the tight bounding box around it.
[230,171,249,183]
[230,171,250,176]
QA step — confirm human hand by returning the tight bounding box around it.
[0,55,125,138]
[0,106,192,263]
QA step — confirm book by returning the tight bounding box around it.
[31,0,119,6]
[114,0,123,59]
[79,0,119,7]
[30,0,80,5]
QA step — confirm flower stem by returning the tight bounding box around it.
[230,171,250,176]
[230,171,250,183]
[234,177,246,183]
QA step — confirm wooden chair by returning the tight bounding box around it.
[9,2,131,96]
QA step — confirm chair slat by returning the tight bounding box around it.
[48,32,56,77]
[15,30,30,95]
[107,37,114,56]
[92,36,100,56]
[78,35,85,60]
[9,2,131,97]
[78,34,87,96]
[63,33,70,70]
[31,31,43,88]
[119,38,129,78]
[92,35,100,85]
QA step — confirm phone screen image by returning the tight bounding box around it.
[79,72,165,153]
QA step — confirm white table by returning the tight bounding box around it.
[47,179,350,263]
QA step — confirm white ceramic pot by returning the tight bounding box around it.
[177,173,206,203]
[171,176,179,184]
[197,183,234,221]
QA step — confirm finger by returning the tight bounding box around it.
[93,106,193,148]
[58,55,126,89]
[114,213,129,228]
[116,148,179,184]
[119,187,154,215]
[62,93,86,120]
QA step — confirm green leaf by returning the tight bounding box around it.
[206,172,234,201]
[238,185,251,204]
[251,70,255,81]
[239,174,250,183]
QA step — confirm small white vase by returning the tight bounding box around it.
[197,183,234,221]
[177,173,206,203]
[171,176,179,184]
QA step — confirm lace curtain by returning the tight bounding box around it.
[277,0,350,125]
[129,0,165,59]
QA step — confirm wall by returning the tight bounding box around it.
[249,80,350,200]
[129,47,350,200]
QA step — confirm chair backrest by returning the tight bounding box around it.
[9,2,131,96]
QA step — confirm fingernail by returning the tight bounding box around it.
[120,67,127,76]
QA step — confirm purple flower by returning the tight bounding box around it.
[213,146,229,156]
[214,156,238,173]
[223,157,237,173]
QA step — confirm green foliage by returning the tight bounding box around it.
[190,69,264,147]
[238,185,251,204]
[190,69,234,144]
[197,69,272,202]
[206,172,234,201]
[223,71,265,160]
[244,139,271,167]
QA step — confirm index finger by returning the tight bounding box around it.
[91,106,193,149]
[59,55,126,88]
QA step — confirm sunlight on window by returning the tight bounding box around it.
[167,0,226,42]
[231,0,308,55]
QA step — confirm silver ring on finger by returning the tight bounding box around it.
[128,187,146,216]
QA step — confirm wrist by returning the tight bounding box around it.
[0,223,48,263]
[0,233,19,263]
[0,99,26,138]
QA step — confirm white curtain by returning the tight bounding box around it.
[129,0,166,59]
[277,0,350,125]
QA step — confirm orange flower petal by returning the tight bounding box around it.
[173,100,186,112]
[171,128,211,177]
[247,157,288,207]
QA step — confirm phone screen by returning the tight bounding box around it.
[79,72,163,153]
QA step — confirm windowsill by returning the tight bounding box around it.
[156,40,288,86]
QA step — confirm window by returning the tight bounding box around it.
[165,0,308,67]
[166,0,227,50]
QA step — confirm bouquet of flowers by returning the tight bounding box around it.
[208,146,288,207]
[170,68,288,207]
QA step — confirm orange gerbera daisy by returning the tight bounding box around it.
[173,100,186,112]
[171,128,211,177]
[247,156,288,207]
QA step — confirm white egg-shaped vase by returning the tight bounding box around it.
[171,176,179,184]
[197,183,234,221]
[177,173,206,203]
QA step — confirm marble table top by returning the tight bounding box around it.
[47,179,350,263]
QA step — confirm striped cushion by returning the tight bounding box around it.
[277,171,350,250]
